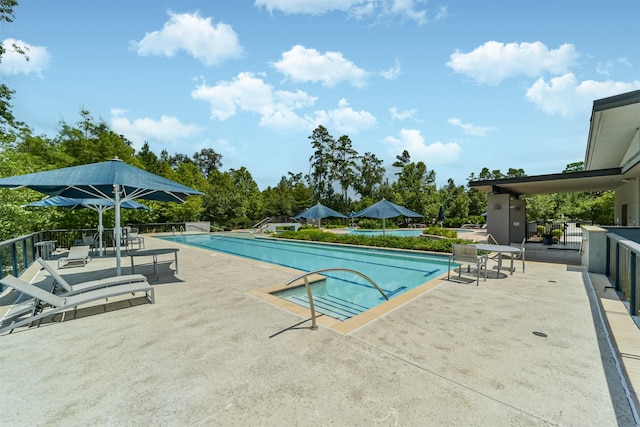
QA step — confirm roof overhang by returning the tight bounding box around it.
[469,168,629,195]
[585,90,640,171]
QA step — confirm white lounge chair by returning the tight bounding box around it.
[37,258,148,296]
[57,245,91,268]
[0,274,155,335]
[448,244,488,285]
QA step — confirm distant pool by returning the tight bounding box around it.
[346,228,470,237]
[347,228,424,237]
[161,233,449,321]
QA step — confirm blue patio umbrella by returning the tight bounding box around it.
[0,158,202,275]
[438,205,445,227]
[352,199,423,234]
[293,203,347,220]
[25,196,150,257]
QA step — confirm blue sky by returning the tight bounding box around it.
[2,0,639,190]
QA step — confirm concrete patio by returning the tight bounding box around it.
[0,234,638,426]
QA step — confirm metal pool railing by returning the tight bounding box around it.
[284,268,388,330]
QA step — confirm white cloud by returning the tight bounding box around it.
[381,58,402,80]
[390,0,427,25]
[256,0,364,15]
[447,41,579,85]
[312,98,377,134]
[596,57,632,76]
[271,45,369,88]
[389,107,417,121]
[191,72,316,122]
[0,39,51,77]
[447,118,491,137]
[129,11,243,66]
[384,129,461,164]
[110,109,203,150]
[192,72,376,134]
[255,0,434,24]
[525,73,640,118]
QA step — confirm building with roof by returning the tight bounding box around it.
[469,90,640,244]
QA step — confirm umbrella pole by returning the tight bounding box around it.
[98,210,104,257]
[114,184,122,276]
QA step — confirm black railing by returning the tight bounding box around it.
[606,232,640,320]
[0,232,41,289]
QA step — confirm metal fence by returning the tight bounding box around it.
[0,223,187,291]
[0,232,40,287]
[526,220,591,247]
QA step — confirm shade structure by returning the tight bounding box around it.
[352,199,423,234]
[438,205,445,227]
[25,196,150,257]
[0,158,203,275]
[293,203,347,220]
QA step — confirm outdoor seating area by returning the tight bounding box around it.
[0,235,636,425]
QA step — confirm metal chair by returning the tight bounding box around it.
[448,244,488,285]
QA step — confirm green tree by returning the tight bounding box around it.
[56,110,135,164]
[392,152,437,218]
[193,148,222,179]
[353,152,385,199]
[229,166,261,225]
[203,170,243,226]
[308,125,334,203]
[0,0,23,131]
[330,135,358,212]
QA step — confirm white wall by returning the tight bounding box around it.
[615,180,640,226]
[486,193,510,244]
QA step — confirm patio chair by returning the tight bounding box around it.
[0,274,154,335]
[499,238,526,273]
[37,258,148,296]
[125,227,145,250]
[57,245,91,268]
[448,244,488,285]
[82,235,97,255]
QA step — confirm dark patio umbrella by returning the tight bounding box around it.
[438,205,445,227]
[352,199,423,234]
[25,196,150,257]
[293,203,347,220]
[0,158,202,275]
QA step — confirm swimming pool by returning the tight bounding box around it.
[161,234,450,321]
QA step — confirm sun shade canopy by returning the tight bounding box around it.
[0,158,203,202]
[0,158,202,275]
[293,203,347,219]
[352,199,423,219]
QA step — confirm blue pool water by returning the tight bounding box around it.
[161,234,450,320]
[347,228,424,237]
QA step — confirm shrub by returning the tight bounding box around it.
[274,229,470,253]
[423,227,458,238]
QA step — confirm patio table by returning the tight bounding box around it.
[35,240,56,260]
[474,243,523,276]
[129,248,179,279]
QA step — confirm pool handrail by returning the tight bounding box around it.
[285,268,389,331]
